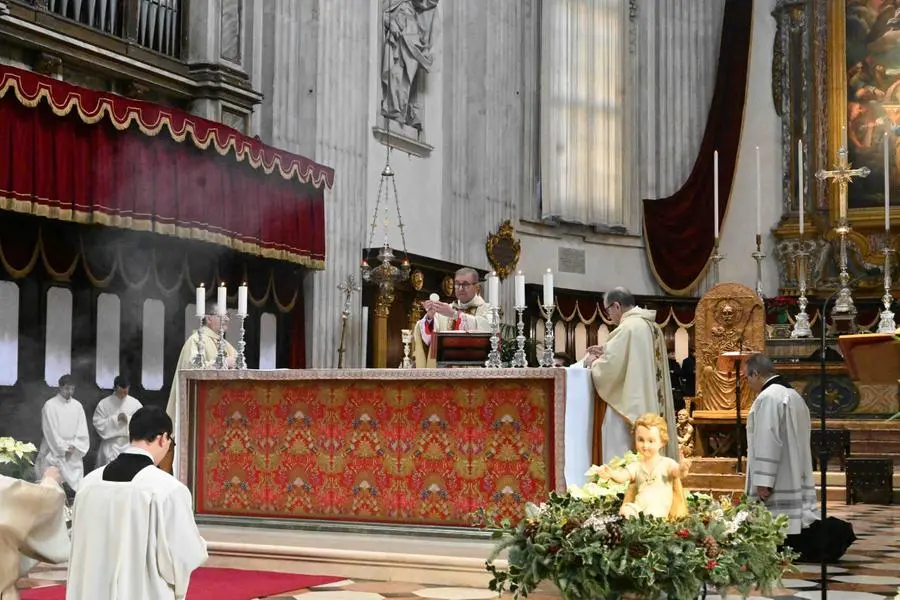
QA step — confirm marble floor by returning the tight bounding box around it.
[17,503,900,600]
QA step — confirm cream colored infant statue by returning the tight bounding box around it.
[595,413,689,520]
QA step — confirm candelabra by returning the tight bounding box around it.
[831,219,858,332]
[791,244,813,338]
[710,239,725,286]
[235,314,247,369]
[484,306,503,368]
[213,321,227,369]
[538,304,556,367]
[400,329,413,369]
[877,247,896,333]
[511,306,527,368]
[751,234,765,299]
[190,316,205,368]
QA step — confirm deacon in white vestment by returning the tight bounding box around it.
[584,288,678,463]
[0,467,69,600]
[92,375,143,468]
[34,375,90,493]
[68,406,207,600]
[742,354,818,536]
[412,267,493,368]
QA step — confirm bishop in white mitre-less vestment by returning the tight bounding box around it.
[34,380,90,491]
[744,373,818,536]
[93,383,143,468]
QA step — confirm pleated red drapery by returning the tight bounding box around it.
[642,0,754,295]
[0,64,331,268]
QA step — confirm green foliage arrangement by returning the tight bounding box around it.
[480,470,795,600]
[0,436,38,480]
[498,323,538,366]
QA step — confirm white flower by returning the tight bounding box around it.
[583,511,620,533]
[524,502,548,519]
[724,510,750,535]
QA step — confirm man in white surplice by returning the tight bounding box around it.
[34,374,90,495]
[92,375,143,469]
[582,288,678,464]
[743,353,818,536]
[67,406,208,600]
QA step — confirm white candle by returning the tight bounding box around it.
[885,130,891,232]
[842,125,848,150]
[488,272,500,307]
[713,150,720,239]
[798,139,804,235]
[195,284,205,317]
[238,283,248,316]
[217,284,226,316]
[514,270,525,308]
[360,307,369,367]
[542,269,554,307]
[755,146,761,237]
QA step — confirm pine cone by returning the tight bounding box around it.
[702,535,720,558]
[561,520,581,536]
[523,521,539,540]
[628,542,648,558]
[605,521,624,547]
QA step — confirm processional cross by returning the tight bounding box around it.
[337,275,361,369]
[815,145,869,327]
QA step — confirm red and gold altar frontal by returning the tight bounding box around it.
[177,369,566,528]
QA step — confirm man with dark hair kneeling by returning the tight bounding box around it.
[67,406,207,599]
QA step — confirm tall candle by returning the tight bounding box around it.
[488,272,500,307]
[195,284,205,317]
[238,283,248,316]
[217,284,226,316]
[841,125,848,150]
[514,270,525,308]
[885,130,891,232]
[798,139,804,235]
[713,150,720,239]
[542,269,554,307]
[755,146,761,236]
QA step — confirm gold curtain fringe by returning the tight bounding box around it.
[80,237,119,288]
[39,233,79,281]
[0,233,40,279]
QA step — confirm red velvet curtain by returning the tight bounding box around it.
[0,64,329,267]
[642,0,753,295]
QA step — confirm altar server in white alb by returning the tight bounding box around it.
[67,406,208,600]
[92,375,143,468]
[742,353,817,536]
[34,374,90,495]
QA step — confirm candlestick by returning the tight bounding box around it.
[798,139,804,235]
[752,234,765,299]
[190,314,205,368]
[832,219,858,332]
[791,245,812,338]
[488,272,500,307]
[755,146,761,236]
[213,320,227,369]
[714,150,720,239]
[710,238,725,286]
[217,284,226,315]
[542,269,554,307]
[484,306,502,368]
[886,130,892,232]
[238,283,248,316]
[877,247,896,333]
[234,314,247,370]
[538,304,556,368]
[511,305,527,368]
[514,271,525,308]
[195,284,205,317]
[400,329,413,369]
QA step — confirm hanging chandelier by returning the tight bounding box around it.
[360,148,410,292]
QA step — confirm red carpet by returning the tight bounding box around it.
[20,567,342,600]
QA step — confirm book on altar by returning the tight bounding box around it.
[837,333,900,384]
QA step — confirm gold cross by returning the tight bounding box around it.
[815,147,870,221]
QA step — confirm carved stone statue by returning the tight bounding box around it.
[381,0,440,130]
[676,408,694,458]
[694,283,765,413]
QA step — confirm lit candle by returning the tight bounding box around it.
[195,284,205,317]
[488,272,500,307]
[238,283,248,316]
[841,124,848,150]
[514,270,525,308]
[713,150,720,240]
[885,130,891,232]
[755,146,761,237]
[798,139,804,235]
[542,269,554,307]
[217,284,226,316]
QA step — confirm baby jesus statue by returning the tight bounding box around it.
[595,413,690,520]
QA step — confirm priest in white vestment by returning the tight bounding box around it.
[743,354,818,536]
[584,288,678,463]
[0,467,69,600]
[412,267,493,368]
[67,406,208,600]
[34,374,90,493]
[92,375,143,468]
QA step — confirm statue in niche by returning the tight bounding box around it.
[381,0,440,131]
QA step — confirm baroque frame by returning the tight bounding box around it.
[485,220,521,281]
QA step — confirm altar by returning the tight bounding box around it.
[176,368,566,530]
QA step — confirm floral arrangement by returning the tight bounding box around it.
[481,457,795,600]
[0,436,38,479]
[765,296,797,324]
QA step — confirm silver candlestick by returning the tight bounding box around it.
[235,314,247,369]
[400,329,413,369]
[485,306,502,368]
[213,319,227,369]
[710,238,725,286]
[752,234,765,299]
[511,305,527,368]
[831,219,858,332]
[539,304,556,367]
[877,247,896,333]
[190,315,205,368]
[791,245,812,338]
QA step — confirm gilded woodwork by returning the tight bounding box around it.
[485,220,521,280]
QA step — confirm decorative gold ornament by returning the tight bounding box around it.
[411,269,424,291]
[485,220,521,280]
[441,275,454,297]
